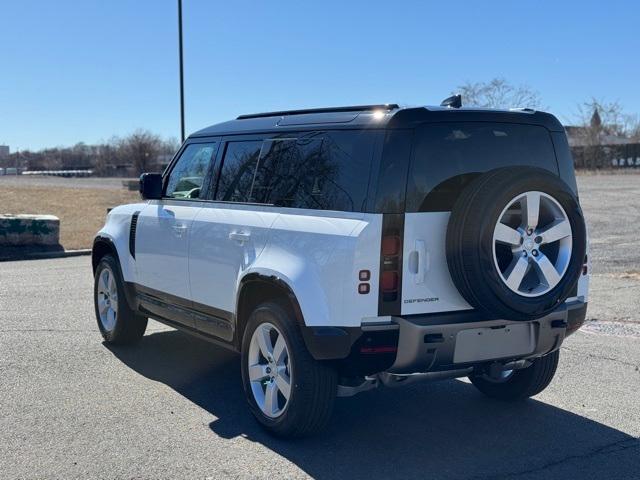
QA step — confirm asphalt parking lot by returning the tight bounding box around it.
[1,174,639,479]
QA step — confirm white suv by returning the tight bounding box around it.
[92,103,589,437]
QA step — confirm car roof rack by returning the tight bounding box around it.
[236,104,400,120]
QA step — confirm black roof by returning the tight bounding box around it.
[190,104,564,139]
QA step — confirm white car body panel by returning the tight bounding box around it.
[95,202,148,282]
[189,202,279,312]
[401,212,472,315]
[135,200,201,299]
[241,210,382,327]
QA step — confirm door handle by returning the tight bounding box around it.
[229,231,251,243]
[172,224,187,237]
[415,239,428,284]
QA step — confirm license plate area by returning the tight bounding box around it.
[453,323,535,364]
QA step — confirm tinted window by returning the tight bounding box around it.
[250,131,374,211]
[165,143,216,199]
[216,141,262,202]
[406,122,558,212]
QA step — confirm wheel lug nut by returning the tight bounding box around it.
[534,236,542,244]
[532,250,538,256]
[527,228,533,235]
[523,251,528,257]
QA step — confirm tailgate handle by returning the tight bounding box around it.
[415,239,428,284]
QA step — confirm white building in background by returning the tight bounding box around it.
[0,145,9,159]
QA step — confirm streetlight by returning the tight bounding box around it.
[178,0,185,143]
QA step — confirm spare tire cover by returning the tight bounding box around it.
[446,166,586,321]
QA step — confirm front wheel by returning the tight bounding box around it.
[469,350,560,401]
[94,254,147,344]
[241,302,337,437]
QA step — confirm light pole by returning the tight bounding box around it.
[178,0,185,143]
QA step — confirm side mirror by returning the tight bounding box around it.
[139,173,163,200]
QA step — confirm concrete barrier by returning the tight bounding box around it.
[0,214,60,246]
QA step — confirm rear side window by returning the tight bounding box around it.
[249,136,324,207]
[216,141,262,202]
[216,131,374,212]
[406,122,558,212]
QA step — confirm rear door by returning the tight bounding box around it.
[188,138,278,340]
[401,122,559,315]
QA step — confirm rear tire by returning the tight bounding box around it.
[241,302,337,437]
[469,350,560,400]
[94,255,147,344]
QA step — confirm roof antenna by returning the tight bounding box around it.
[440,94,462,109]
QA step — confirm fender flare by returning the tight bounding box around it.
[92,235,137,310]
[236,273,359,360]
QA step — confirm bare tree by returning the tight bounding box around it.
[575,98,639,138]
[454,78,543,109]
[118,130,171,175]
[571,98,640,169]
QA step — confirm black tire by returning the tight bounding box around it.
[446,167,587,321]
[93,254,147,344]
[241,302,337,438]
[469,350,560,400]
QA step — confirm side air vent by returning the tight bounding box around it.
[129,211,140,259]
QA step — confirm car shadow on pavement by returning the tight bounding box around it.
[107,329,640,480]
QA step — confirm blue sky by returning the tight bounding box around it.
[1,0,639,150]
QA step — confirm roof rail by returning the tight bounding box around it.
[236,104,399,120]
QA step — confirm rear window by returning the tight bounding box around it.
[406,122,558,212]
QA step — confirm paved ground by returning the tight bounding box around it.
[575,174,640,336]
[1,173,639,479]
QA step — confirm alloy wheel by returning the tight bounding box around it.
[97,266,118,332]
[492,191,573,297]
[247,322,292,418]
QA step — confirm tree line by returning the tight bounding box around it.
[455,78,640,146]
[3,79,639,175]
[2,130,179,176]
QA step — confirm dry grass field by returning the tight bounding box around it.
[0,179,139,250]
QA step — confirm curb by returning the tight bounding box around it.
[0,248,92,262]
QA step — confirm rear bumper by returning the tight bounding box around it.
[302,302,587,375]
[388,302,586,374]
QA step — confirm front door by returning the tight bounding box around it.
[135,141,218,325]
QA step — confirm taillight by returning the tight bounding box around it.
[378,214,404,315]
[381,234,401,300]
[381,271,398,291]
[382,235,401,256]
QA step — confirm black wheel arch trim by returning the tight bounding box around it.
[92,235,138,310]
[236,273,362,360]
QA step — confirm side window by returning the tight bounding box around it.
[165,143,216,199]
[250,131,374,211]
[249,136,323,207]
[215,141,262,202]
